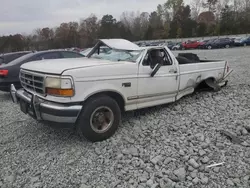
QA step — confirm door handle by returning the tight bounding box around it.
[169,69,177,73]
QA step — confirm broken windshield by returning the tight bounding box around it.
[90,48,143,63]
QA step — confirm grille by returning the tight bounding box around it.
[20,70,45,95]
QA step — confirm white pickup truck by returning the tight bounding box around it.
[10,39,233,142]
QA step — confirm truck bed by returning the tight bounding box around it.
[176,53,223,64]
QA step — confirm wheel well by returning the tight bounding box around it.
[195,77,215,90]
[82,91,125,112]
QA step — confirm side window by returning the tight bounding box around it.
[61,51,84,58]
[4,54,21,64]
[160,49,172,65]
[26,55,41,62]
[11,53,26,62]
[37,52,61,60]
[142,53,150,66]
[142,48,172,68]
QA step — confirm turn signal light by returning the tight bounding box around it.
[46,88,74,97]
[0,69,8,76]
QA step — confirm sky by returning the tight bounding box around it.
[0,0,190,36]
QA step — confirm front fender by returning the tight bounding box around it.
[73,81,131,104]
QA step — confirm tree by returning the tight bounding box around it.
[140,12,150,38]
[68,22,79,47]
[120,11,134,30]
[196,22,207,36]
[116,22,134,40]
[157,4,165,22]
[148,11,165,39]
[220,5,235,34]
[99,14,118,38]
[144,25,154,40]
[164,0,184,19]
[169,5,196,38]
[54,23,70,48]
[191,0,204,19]
[79,14,99,47]
[1,0,250,53]
[202,0,218,12]
[197,11,216,25]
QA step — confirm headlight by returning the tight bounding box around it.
[45,77,72,89]
[45,76,74,97]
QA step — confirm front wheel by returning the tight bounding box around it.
[76,95,121,142]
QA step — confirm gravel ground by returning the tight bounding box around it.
[0,47,250,188]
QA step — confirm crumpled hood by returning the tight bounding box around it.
[20,57,126,74]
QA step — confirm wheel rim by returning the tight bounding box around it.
[90,106,114,133]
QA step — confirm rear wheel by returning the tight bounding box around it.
[207,45,212,49]
[225,44,230,48]
[76,95,121,142]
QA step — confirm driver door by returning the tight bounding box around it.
[137,48,179,109]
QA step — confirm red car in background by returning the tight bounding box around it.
[182,40,205,50]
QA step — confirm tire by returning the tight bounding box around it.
[207,46,212,50]
[225,44,230,48]
[76,95,121,142]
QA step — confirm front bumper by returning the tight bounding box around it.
[10,84,82,125]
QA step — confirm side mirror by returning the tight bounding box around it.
[150,63,162,77]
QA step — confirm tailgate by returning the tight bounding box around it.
[222,61,233,79]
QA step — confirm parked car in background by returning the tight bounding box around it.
[206,38,235,49]
[0,51,32,66]
[200,38,217,49]
[182,40,203,50]
[234,36,250,47]
[0,50,84,92]
[166,41,175,49]
[69,47,81,52]
[197,39,209,49]
[128,36,245,51]
[172,42,183,50]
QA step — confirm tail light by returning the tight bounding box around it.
[0,69,8,76]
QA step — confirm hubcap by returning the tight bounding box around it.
[90,106,114,133]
